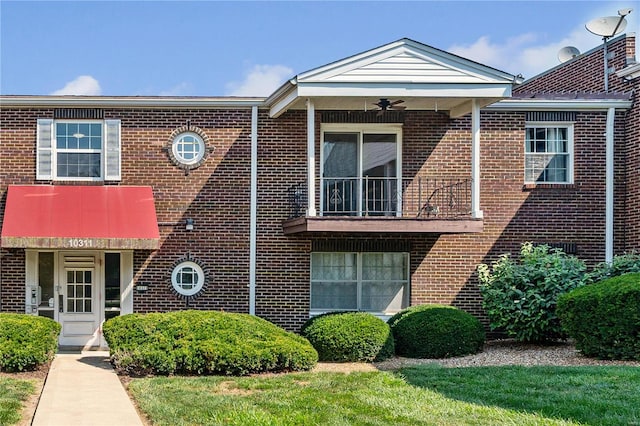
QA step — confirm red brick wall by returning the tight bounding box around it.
[514,34,640,253]
[0,103,617,330]
[0,106,253,314]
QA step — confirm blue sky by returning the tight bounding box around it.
[1,1,638,97]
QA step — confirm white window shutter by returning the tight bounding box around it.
[104,119,121,181]
[36,119,53,180]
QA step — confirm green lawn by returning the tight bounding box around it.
[0,378,35,426]
[127,365,640,425]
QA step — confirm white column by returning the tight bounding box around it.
[605,107,615,263]
[306,99,317,216]
[471,99,483,219]
[249,106,258,315]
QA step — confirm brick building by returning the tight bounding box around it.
[1,35,638,347]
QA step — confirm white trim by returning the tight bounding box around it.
[471,99,483,219]
[171,132,205,166]
[120,251,134,315]
[605,107,615,263]
[306,100,317,217]
[249,106,258,315]
[488,99,633,111]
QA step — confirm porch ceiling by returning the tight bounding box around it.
[276,94,505,118]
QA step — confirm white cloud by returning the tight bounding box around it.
[225,64,293,97]
[448,27,599,80]
[158,82,193,96]
[50,75,101,96]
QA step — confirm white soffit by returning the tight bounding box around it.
[267,38,517,117]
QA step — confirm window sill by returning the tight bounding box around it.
[523,183,576,191]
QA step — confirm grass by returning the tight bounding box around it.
[126,365,640,425]
[0,377,35,425]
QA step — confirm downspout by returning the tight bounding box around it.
[249,106,258,315]
[605,107,615,263]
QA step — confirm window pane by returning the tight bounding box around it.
[310,282,357,310]
[85,300,92,313]
[77,285,84,298]
[105,253,121,309]
[67,300,74,312]
[76,300,84,313]
[85,285,91,298]
[67,285,74,298]
[38,253,54,307]
[361,281,405,312]
[67,271,74,284]
[311,253,356,280]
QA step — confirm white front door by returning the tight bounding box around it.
[57,254,101,347]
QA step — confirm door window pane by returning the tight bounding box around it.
[105,253,121,317]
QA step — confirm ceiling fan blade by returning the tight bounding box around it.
[390,99,405,105]
[377,109,384,117]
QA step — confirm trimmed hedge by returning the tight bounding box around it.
[388,305,485,358]
[557,273,640,360]
[301,312,394,362]
[0,313,61,372]
[102,310,318,375]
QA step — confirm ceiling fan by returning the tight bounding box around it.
[373,98,405,116]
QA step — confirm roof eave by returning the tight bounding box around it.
[0,95,265,108]
[487,98,633,111]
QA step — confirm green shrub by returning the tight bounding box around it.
[478,243,586,342]
[301,312,394,362]
[557,273,640,360]
[588,252,640,283]
[0,314,61,372]
[102,310,318,376]
[388,305,485,358]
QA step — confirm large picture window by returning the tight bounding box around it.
[311,252,409,314]
[321,125,401,216]
[525,124,573,184]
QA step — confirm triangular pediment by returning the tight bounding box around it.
[298,38,515,85]
[266,38,518,118]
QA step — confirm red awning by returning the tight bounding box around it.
[1,185,160,250]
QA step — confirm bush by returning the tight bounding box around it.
[557,273,640,360]
[0,314,61,372]
[301,312,394,362]
[102,310,318,376]
[588,252,640,283]
[388,305,485,358]
[478,243,586,342]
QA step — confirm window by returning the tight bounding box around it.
[171,261,205,296]
[311,252,409,314]
[37,119,121,181]
[172,132,205,166]
[321,125,401,216]
[525,124,573,183]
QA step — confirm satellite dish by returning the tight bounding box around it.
[585,16,628,37]
[558,46,580,63]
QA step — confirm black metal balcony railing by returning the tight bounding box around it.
[287,177,472,219]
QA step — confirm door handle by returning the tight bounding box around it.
[59,295,63,313]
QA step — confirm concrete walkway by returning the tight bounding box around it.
[32,351,143,426]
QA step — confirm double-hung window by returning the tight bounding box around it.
[321,125,402,216]
[310,252,409,315]
[525,123,573,184]
[37,119,121,181]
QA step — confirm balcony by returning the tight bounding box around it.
[283,177,484,234]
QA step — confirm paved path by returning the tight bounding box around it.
[32,351,143,426]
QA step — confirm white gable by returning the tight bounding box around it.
[299,40,514,85]
[266,38,518,118]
